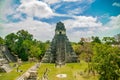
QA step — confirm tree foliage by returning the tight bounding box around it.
[92,36,101,44]
[5,33,18,54]
[72,36,120,80]
[5,30,48,61]
[72,44,82,56]
[102,37,115,45]
[92,43,120,80]
[73,40,93,62]
[0,36,5,45]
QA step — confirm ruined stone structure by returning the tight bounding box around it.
[42,22,77,66]
[0,45,16,72]
[0,45,16,62]
[24,71,38,80]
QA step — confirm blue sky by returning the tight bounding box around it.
[0,0,120,42]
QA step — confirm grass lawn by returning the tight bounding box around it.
[38,61,98,80]
[0,62,35,80]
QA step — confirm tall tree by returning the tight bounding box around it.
[5,33,18,54]
[16,30,33,61]
[5,30,47,61]
[92,36,101,44]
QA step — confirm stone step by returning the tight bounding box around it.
[1,64,12,73]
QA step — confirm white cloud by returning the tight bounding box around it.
[90,15,120,38]
[1,16,100,42]
[1,0,119,42]
[0,0,15,22]
[17,0,54,18]
[43,0,60,4]
[63,0,95,15]
[1,18,55,41]
[62,15,120,42]
[43,0,95,4]
[63,0,80,2]
[67,30,94,42]
[67,15,120,42]
[63,16,102,30]
[101,15,120,37]
[53,4,62,11]
[62,16,103,41]
[1,15,120,42]
[68,8,83,15]
[20,0,37,3]
[107,15,120,28]
[112,2,120,7]
[63,0,95,3]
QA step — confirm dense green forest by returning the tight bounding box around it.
[0,30,120,80]
[0,30,49,61]
[72,37,120,80]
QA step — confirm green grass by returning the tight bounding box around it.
[0,61,99,80]
[0,62,35,80]
[38,61,98,80]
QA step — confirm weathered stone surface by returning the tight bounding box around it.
[0,45,17,62]
[42,22,78,66]
[1,64,12,73]
[0,59,12,73]
[0,45,17,73]
[25,71,38,80]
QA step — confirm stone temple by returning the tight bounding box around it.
[42,22,77,66]
[0,45,16,72]
[0,45,16,62]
